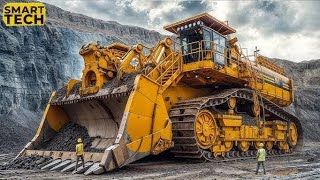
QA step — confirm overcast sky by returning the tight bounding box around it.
[41,0,320,62]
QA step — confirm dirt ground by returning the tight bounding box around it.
[1,142,320,180]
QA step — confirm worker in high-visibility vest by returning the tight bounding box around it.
[74,138,85,171]
[255,143,266,174]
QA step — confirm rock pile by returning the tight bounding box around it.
[36,122,102,152]
[0,155,51,170]
[52,73,137,103]
[0,121,104,170]
[103,73,137,91]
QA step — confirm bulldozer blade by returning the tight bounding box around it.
[41,159,62,170]
[61,162,77,172]
[84,163,100,175]
[92,166,105,175]
[37,158,54,169]
[72,162,94,174]
[50,160,72,171]
[18,74,173,174]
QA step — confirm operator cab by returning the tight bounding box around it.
[179,24,226,65]
[164,13,236,67]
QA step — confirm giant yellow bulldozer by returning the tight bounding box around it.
[17,13,303,175]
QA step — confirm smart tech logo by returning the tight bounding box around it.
[2,2,46,26]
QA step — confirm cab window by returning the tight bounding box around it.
[203,29,211,50]
[212,31,226,66]
[181,37,188,55]
[180,27,202,63]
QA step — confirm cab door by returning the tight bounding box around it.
[212,31,226,66]
[180,27,202,64]
[202,28,213,61]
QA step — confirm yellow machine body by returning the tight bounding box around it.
[19,13,303,175]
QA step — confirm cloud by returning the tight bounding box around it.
[226,1,302,35]
[224,0,320,61]
[41,0,320,62]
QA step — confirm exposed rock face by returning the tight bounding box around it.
[0,1,162,153]
[270,58,320,141]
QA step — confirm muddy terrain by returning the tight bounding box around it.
[1,142,320,179]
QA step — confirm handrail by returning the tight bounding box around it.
[156,52,174,83]
[180,40,230,64]
[147,51,173,77]
[155,54,180,84]
[148,38,234,87]
[146,46,182,87]
[239,47,267,129]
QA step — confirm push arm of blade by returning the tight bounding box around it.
[152,38,173,64]
[138,53,147,68]
[118,44,144,79]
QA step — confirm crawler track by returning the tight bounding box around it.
[169,88,303,161]
[203,153,298,163]
[202,151,296,163]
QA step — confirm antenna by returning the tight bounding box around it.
[254,46,260,59]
